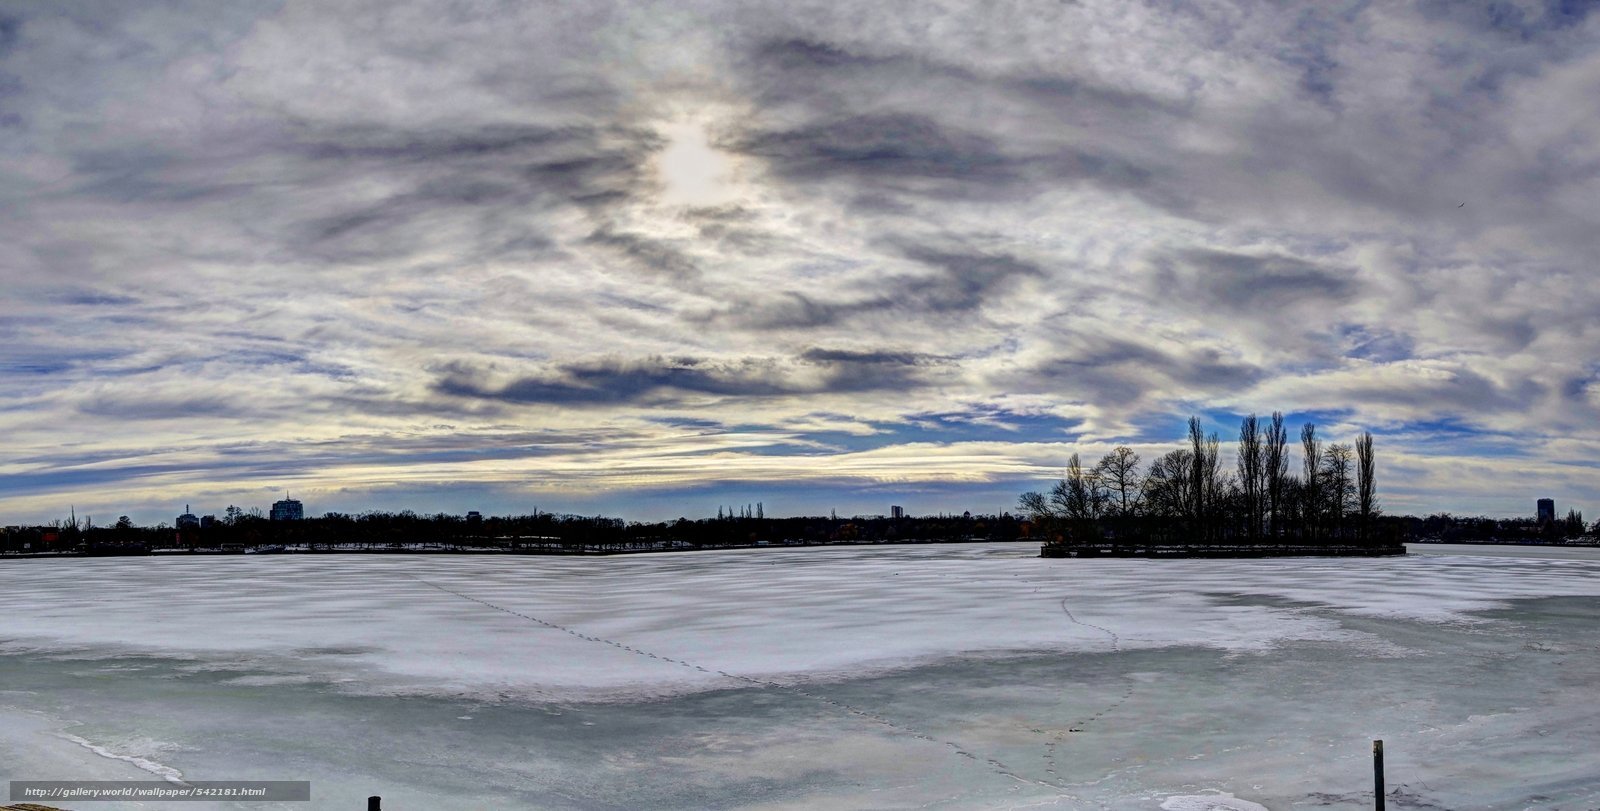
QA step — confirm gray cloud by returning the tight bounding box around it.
[436,357,792,405]
[1016,335,1264,411]
[731,110,1159,206]
[435,349,944,406]
[727,246,1042,329]
[735,112,1020,185]
[1157,247,1360,313]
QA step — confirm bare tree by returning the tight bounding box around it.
[1300,423,1322,539]
[1054,452,1105,521]
[1142,448,1194,520]
[1018,490,1053,523]
[1188,417,1221,539]
[1238,414,1263,542]
[1356,431,1376,540]
[1096,446,1143,518]
[1322,443,1354,538]
[1264,412,1289,539]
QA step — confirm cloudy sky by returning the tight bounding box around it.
[4,0,1600,524]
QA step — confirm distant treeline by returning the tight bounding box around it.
[1020,413,1389,548]
[1407,511,1590,543]
[0,508,1029,554]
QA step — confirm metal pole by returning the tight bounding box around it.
[367,796,381,811]
[1373,740,1384,811]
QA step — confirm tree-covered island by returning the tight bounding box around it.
[1021,413,1404,557]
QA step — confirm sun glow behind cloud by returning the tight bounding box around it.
[655,119,739,207]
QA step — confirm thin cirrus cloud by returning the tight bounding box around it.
[2,0,1600,523]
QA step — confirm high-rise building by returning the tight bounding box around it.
[891,505,905,520]
[176,505,200,529]
[1537,498,1556,524]
[270,497,304,521]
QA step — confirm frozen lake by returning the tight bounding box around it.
[2,543,1599,809]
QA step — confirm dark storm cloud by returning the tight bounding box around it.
[796,347,946,392]
[797,348,932,365]
[434,350,944,406]
[436,357,792,405]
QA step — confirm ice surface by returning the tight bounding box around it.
[1,543,1598,809]
[7,543,1599,698]
[1159,793,1269,811]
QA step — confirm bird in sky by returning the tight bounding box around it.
[1458,202,1466,207]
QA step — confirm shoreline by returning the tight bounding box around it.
[1041,542,1407,558]
[0,536,1033,560]
[8,536,1596,562]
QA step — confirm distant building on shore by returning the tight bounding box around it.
[891,505,905,520]
[270,497,304,522]
[1538,498,1556,524]
[176,505,199,529]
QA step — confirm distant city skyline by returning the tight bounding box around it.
[5,2,1600,524]
[35,486,1577,529]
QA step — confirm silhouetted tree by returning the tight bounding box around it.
[1053,452,1105,522]
[1018,490,1052,522]
[1022,414,1387,550]
[1141,448,1191,520]
[1095,446,1143,519]
[1356,431,1377,540]
[1265,412,1290,539]
[1238,414,1263,542]
[1323,443,1354,538]
[1188,418,1221,539]
[1300,424,1322,540]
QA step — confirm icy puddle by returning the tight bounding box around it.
[1,543,1598,809]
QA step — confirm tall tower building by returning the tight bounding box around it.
[1537,498,1556,524]
[270,496,304,521]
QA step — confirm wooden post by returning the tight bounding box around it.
[367,796,381,811]
[1373,740,1384,811]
